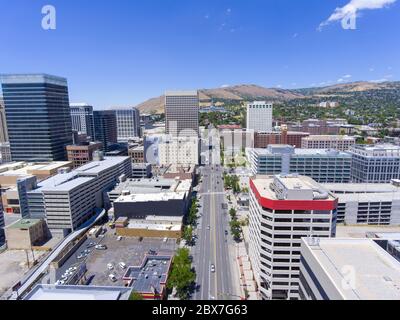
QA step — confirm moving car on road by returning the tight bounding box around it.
[210,264,216,273]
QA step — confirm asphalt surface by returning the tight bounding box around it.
[192,129,237,300]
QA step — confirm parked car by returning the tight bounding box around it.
[117,236,123,241]
[87,242,96,248]
[109,274,117,282]
[107,263,114,270]
[95,244,107,250]
[119,262,127,269]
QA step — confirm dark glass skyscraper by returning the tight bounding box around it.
[93,110,118,152]
[0,74,73,161]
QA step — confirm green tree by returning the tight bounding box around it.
[183,225,193,244]
[129,290,144,300]
[230,219,242,241]
[167,248,196,300]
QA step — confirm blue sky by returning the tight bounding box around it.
[0,0,399,108]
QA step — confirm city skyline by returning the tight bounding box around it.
[1,1,400,304]
[0,0,399,108]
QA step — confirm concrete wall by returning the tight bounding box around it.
[5,220,47,250]
[114,199,186,219]
[116,227,181,239]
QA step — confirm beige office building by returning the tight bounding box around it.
[301,135,355,151]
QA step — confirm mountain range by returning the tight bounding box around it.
[135,81,400,114]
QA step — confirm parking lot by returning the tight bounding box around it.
[86,233,177,287]
[0,249,47,296]
[55,226,178,288]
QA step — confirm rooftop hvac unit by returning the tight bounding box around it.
[93,150,104,161]
[58,167,71,174]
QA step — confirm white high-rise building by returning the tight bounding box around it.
[115,108,141,142]
[248,174,337,300]
[158,136,199,166]
[70,103,95,140]
[246,101,273,132]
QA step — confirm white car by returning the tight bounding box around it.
[107,263,114,270]
[119,262,127,269]
[117,236,123,241]
[109,274,118,282]
[163,237,168,243]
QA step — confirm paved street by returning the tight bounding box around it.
[192,128,241,300]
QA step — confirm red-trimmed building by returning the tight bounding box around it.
[248,174,337,300]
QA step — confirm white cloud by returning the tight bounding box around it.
[319,0,397,30]
[221,84,230,88]
[276,84,282,88]
[343,74,352,78]
[370,78,389,82]
[369,67,375,72]
[292,33,299,38]
[226,8,232,15]
[337,78,345,83]
[204,14,210,19]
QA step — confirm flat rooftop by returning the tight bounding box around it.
[75,157,130,175]
[128,217,183,232]
[115,192,186,203]
[110,178,191,195]
[0,161,72,176]
[336,225,400,238]
[303,238,400,300]
[303,135,355,141]
[0,74,67,86]
[24,285,131,300]
[253,147,351,157]
[251,175,335,201]
[7,219,41,230]
[323,182,400,202]
[42,176,95,192]
[323,183,400,194]
[123,255,172,295]
[165,90,198,96]
[31,157,129,193]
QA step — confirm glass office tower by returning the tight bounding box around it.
[93,110,118,152]
[70,103,95,140]
[0,74,73,161]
